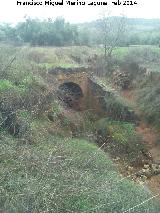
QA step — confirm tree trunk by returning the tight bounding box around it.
[104,44,107,61]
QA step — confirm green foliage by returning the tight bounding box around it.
[0,80,14,91]
[1,17,160,47]
[47,101,63,123]
[17,110,32,121]
[113,47,130,59]
[0,80,27,95]
[62,117,72,127]
[0,23,19,42]
[51,101,62,114]
[96,119,135,144]
[15,17,79,46]
[104,93,135,122]
[19,75,46,90]
[96,119,146,165]
[123,46,160,70]
[108,121,135,144]
[138,82,160,127]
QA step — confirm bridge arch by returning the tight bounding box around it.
[57,82,84,110]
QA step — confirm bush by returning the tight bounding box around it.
[137,78,160,127]
[96,119,147,165]
[96,119,135,143]
[103,94,137,122]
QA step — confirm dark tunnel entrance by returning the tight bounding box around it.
[57,82,84,110]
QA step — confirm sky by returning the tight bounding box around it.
[0,0,160,24]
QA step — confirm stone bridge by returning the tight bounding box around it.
[47,67,136,121]
[48,67,90,111]
[48,67,113,115]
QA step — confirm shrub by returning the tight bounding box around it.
[103,94,136,122]
[96,119,135,143]
[96,119,146,165]
[137,79,160,127]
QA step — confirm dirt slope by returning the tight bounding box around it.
[121,89,160,196]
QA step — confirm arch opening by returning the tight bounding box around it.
[57,82,84,110]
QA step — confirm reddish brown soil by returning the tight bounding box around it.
[121,89,158,148]
[146,175,160,196]
[136,122,158,147]
[121,88,160,196]
[121,89,136,103]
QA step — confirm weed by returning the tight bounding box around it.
[0,80,14,91]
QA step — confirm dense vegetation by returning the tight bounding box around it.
[81,18,160,46]
[0,17,91,46]
[1,17,160,46]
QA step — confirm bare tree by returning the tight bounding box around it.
[99,11,127,71]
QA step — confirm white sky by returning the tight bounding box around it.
[0,0,160,24]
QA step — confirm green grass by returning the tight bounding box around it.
[96,119,135,144]
[113,47,130,59]
[0,80,14,91]
[0,131,160,212]
[106,120,134,144]
[0,80,27,95]
[24,45,101,69]
[112,46,160,72]
[17,110,32,121]
[121,46,160,72]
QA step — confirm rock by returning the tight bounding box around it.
[142,169,147,174]
[151,164,160,174]
[144,169,152,178]
[153,169,160,175]
[144,164,150,169]
[137,180,144,185]
[136,170,144,177]
[144,152,152,160]
[127,166,134,172]
[151,164,160,175]
[136,168,152,178]
[141,175,147,182]
[126,171,130,175]
[151,164,159,170]
[113,70,131,89]
[115,157,121,162]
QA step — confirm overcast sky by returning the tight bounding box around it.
[0,0,160,24]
